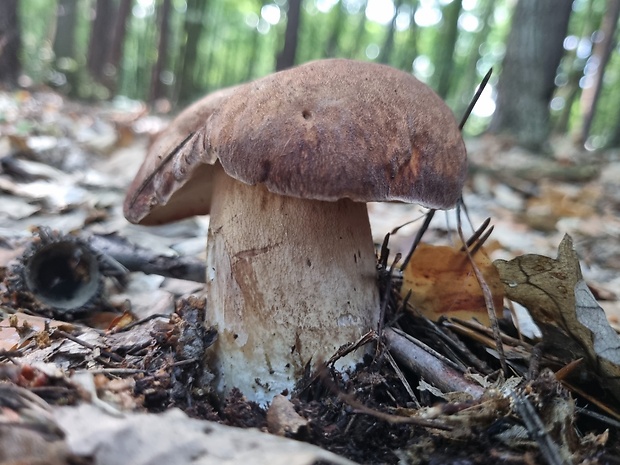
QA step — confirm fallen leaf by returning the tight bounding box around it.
[401,243,504,325]
[494,235,620,402]
[54,404,356,465]
[0,383,70,465]
[267,394,309,436]
[525,181,601,231]
[0,312,75,351]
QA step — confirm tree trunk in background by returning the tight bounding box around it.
[577,0,620,146]
[107,0,132,77]
[87,0,116,82]
[0,0,20,86]
[454,0,493,119]
[325,2,346,58]
[610,103,620,147]
[52,0,78,94]
[178,0,209,103]
[554,0,598,135]
[489,0,572,152]
[346,3,368,59]
[150,0,172,102]
[397,0,419,71]
[432,0,462,99]
[53,0,77,60]
[245,26,261,81]
[276,0,302,71]
[378,0,404,65]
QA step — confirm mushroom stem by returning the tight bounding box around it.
[206,170,380,404]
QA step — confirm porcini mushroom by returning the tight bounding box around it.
[124,59,467,404]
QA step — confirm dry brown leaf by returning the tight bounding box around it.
[54,404,356,465]
[0,312,75,351]
[494,235,620,402]
[524,181,601,231]
[401,243,504,325]
[266,394,309,436]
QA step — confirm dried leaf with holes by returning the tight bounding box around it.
[401,243,504,325]
[494,234,620,403]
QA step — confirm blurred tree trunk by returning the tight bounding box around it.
[432,0,462,99]
[555,0,598,135]
[397,0,419,71]
[276,0,302,71]
[178,0,209,103]
[87,0,116,82]
[53,0,78,94]
[245,26,261,81]
[577,0,620,146]
[53,0,77,60]
[609,95,620,147]
[346,4,368,59]
[489,0,572,152]
[325,1,345,58]
[150,0,172,102]
[246,0,270,81]
[378,0,405,65]
[454,0,494,119]
[0,0,20,86]
[106,0,132,80]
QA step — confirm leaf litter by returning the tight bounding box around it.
[1,89,620,464]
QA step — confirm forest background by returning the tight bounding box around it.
[1,0,620,154]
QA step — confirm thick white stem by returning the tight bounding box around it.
[206,170,380,404]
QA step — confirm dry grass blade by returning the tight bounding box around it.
[459,68,493,131]
[384,349,421,408]
[401,209,435,270]
[389,212,428,235]
[378,252,401,340]
[509,390,568,465]
[316,364,453,430]
[459,217,494,256]
[560,380,620,422]
[456,203,508,374]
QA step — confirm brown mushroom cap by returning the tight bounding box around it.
[124,59,467,225]
[124,86,239,225]
[205,59,466,207]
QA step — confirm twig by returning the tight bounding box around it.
[377,253,401,340]
[575,406,620,429]
[169,358,199,367]
[509,390,568,465]
[389,212,428,235]
[87,233,206,283]
[85,368,147,375]
[459,68,493,130]
[317,365,453,430]
[459,217,492,253]
[456,207,508,374]
[301,330,377,394]
[384,349,421,408]
[111,313,171,333]
[434,322,493,375]
[325,330,377,368]
[401,209,435,270]
[385,327,485,400]
[378,233,391,269]
[469,225,494,256]
[52,329,124,363]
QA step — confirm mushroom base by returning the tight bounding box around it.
[206,172,380,404]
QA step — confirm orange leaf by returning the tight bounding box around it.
[401,243,504,325]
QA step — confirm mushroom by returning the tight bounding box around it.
[124,59,467,404]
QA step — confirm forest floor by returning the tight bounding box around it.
[1,89,620,464]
